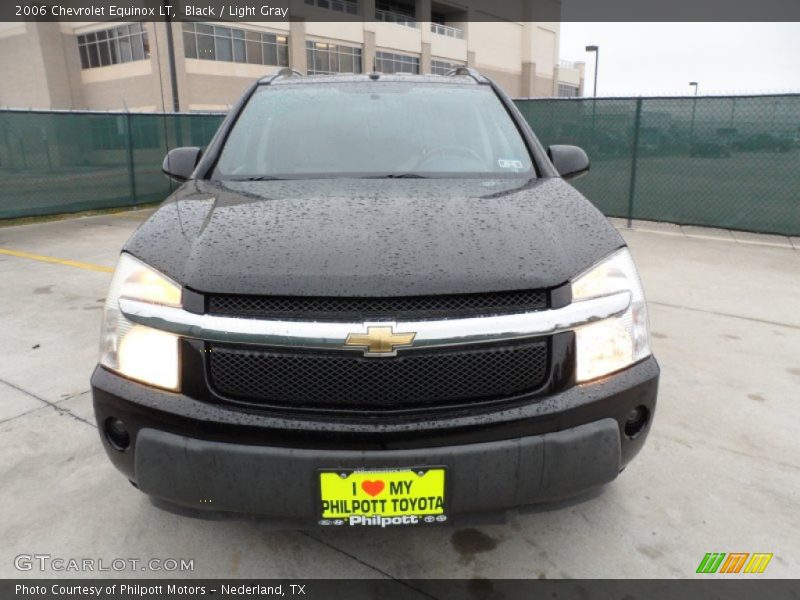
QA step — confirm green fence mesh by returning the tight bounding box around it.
[516,95,800,236]
[1,96,799,235]
[0,110,224,219]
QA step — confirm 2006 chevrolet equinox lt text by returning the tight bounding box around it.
[91,68,659,527]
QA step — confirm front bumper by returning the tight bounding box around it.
[91,356,659,518]
[136,419,619,519]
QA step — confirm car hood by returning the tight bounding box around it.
[124,178,623,296]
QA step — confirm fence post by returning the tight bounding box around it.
[170,115,182,193]
[627,97,643,228]
[124,112,137,205]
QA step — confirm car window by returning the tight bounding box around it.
[212,82,534,179]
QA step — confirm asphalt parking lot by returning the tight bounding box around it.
[1,209,798,579]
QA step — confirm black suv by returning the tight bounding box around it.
[92,68,658,526]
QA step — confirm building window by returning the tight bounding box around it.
[558,83,580,97]
[430,13,464,39]
[375,0,417,27]
[77,24,149,69]
[430,59,464,76]
[375,51,419,74]
[304,0,359,15]
[183,23,288,67]
[306,41,362,75]
[430,23,464,39]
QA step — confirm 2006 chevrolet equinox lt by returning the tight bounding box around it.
[91,68,659,526]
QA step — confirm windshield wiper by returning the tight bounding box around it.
[362,173,428,179]
[229,175,286,181]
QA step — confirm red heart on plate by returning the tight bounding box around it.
[361,480,385,497]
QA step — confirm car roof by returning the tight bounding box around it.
[258,70,488,87]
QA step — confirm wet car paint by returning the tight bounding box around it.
[124,177,624,296]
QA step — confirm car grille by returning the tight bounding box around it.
[206,289,548,320]
[207,339,550,412]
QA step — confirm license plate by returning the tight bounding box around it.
[318,467,446,527]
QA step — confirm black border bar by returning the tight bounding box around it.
[3,0,800,22]
[4,579,800,600]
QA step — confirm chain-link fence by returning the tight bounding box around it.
[1,96,799,235]
[516,95,800,236]
[0,110,224,219]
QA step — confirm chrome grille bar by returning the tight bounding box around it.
[118,291,631,353]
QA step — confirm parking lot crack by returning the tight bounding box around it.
[659,432,800,473]
[649,301,800,330]
[0,404,49,426]
[58,389,91,403]
[0,377,96,429]
[297,532,439,599]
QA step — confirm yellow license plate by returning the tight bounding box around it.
[319,468,446,526]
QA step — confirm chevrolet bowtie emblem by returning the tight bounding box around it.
[345,325,417,357]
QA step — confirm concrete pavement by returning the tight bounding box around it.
[0,210,798,579]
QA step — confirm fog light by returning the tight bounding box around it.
[624,406,649,439]
[104,417,131,451]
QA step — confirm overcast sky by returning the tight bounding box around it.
[559,23,800,96]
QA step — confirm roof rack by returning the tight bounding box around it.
[444,67,486,84]
[260,67,305,84]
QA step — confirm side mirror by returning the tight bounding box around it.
[547,145,590,180]
[162,147,202,182]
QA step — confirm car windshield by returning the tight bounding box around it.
[212,81,534,179]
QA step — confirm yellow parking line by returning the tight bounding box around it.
[0,248,114,273]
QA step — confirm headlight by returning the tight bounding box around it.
[572,247,651,382]
[99,253,182,391]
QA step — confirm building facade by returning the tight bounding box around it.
[0,6,584,111]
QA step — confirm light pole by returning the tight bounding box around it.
[163,7,180,112]
[689,81,699,142]
[585,45,599,139]
[585,45,599,97]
